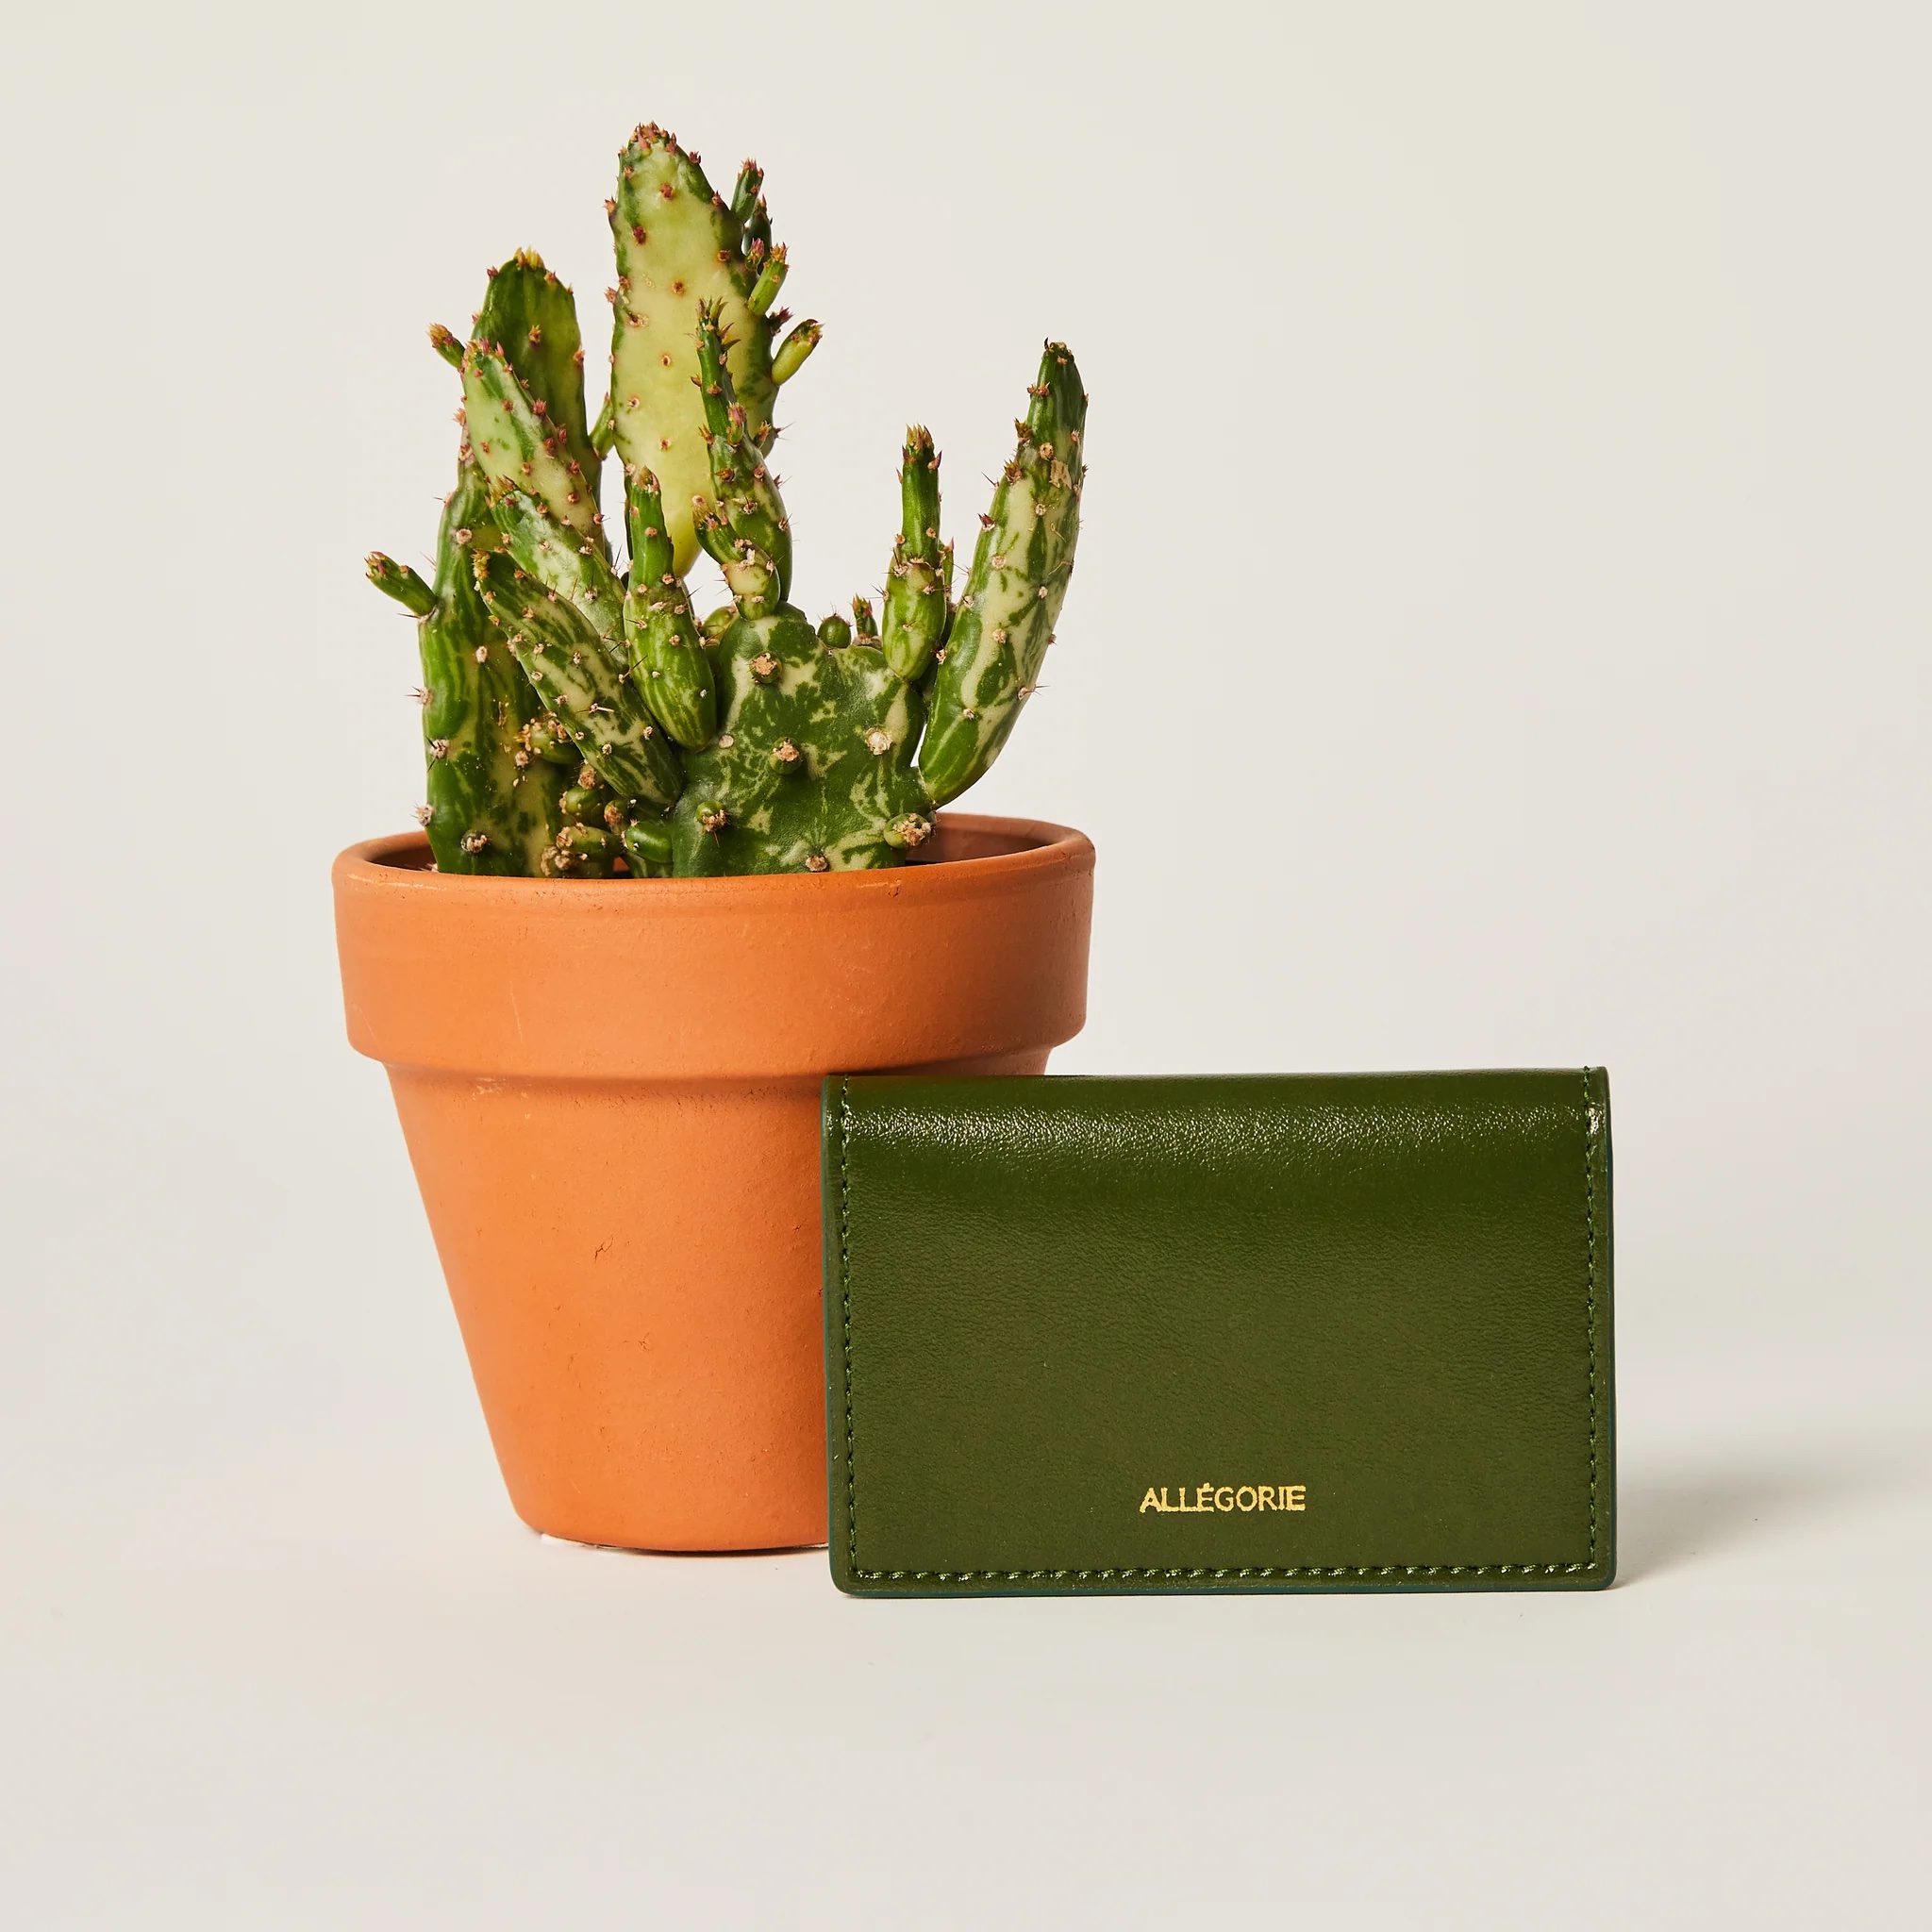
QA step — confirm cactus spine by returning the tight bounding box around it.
[368,125,1087,878]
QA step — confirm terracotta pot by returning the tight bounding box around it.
[333,813,1094,1552]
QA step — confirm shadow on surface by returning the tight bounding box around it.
[1617,1454,1903,1583]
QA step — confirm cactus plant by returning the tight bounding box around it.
[367,123,1086,877]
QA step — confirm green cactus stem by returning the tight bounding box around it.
[460,251,606,557]
[729,160,765,228]
[739,186,773,260]
[769,318,821,386]
[692,302,793,615]
[918,342,1087,806]
[491,488,627,657]
[551,820,620,876]
[746,244,789,318]
[879,426,954,681]
[475,550,683,817]
[623,460,677,580]
[608,125,816,575]
[367,553,436,617]
[367,457,565,875]
[623,466,719,748]
[547,760,629,876]
[669,606,931,875]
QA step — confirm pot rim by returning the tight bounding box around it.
[334,811,1093,1086]
[334,810,1093,907]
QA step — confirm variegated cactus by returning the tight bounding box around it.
[368,124,1086,877]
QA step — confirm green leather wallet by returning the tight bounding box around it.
[824,1070,1613,1596]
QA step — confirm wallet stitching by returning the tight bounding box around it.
[839,1078,858,1577]
[1582,1066,1600,1574]
[841,1074,1606,1587]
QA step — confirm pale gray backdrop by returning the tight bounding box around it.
[3,1,1926,1924]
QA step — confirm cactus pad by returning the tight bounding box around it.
[669,608,930,874]
[919,343,1086,806]
[475,551,683,817]
[368,458,564,874]
[608,126,817,575]
[622,467,719,748]
[460,252,606,556]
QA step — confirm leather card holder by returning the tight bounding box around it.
[824,1071,1613,1595]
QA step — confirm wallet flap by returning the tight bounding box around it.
[824,1071,1613,1595]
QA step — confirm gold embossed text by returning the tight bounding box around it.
[1138,1483,1307,1514]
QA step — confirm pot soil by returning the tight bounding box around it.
[333,813,1094,1552]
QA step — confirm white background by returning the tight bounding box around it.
[4,1,1928,1923]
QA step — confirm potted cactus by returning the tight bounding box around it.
[334,124,1094,1553]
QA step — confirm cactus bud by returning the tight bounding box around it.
[748,242,789,318]
[770,318,821,386]
[556,823,612,862]
[885,812,934,851]
[730,160,765,225]
[367,552,437,616]
[622,818,674,874]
